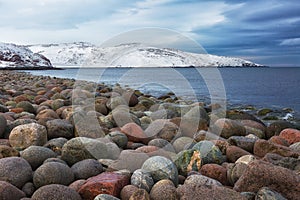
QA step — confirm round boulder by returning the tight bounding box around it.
[0,181,26,200]
[46,119,74,139]
[33,162,74,188]
[9,123,47,150]
[20,146,57,170]
[0,157,32,188]
[31,184,81,200]
[71,159,103,180]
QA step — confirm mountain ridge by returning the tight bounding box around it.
[27,42,264,68]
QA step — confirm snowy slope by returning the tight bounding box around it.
[0,43,52,68]
[28,42,263,67]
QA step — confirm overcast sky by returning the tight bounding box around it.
[0,0,299,66]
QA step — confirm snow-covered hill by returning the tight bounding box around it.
[28,42,263,67]
[0,43,52,68]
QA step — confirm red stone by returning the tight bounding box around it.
[226,145,251,163]
[121,123,149,144]
[279,128,300,145]
[14,95,29,103]
[233,160,300,200]
[253,139,299,158]
[78,172,130,200]
[9,108,24,113]
[269,136,289,146]
[200,164,229,185]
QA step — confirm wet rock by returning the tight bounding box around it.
[71,159,103,180]
[33,162,74,188]
[174,149,201,176]
[183,105,209,122]
[269,136,290,146]
[131,169,154,193]
[211,118,246,139]
[9,123,47,150]
[192,140,226,165]
[172,136,194,153]
[266,121,296,139]
[227,136,257,153]
[0,157,32,188]
[226,145,251,163]
[233,160,300,200]
[255,187,287,200]
[78,172,130,199]
[257,108,273,116]
[20,145,57,170]
[145,119,179,142]
[46,119,74,139]
[141,156,178,186]
[129,189,150,200]
[16,101,35,114]
[239,120,266,139]
[120,185,139,200]
[121,122,149,144]
[61,137,108,165]
[0,181,26,200]
[279,128,300,145]
[200,164,228,185]
[253,139,299,158]
[31,184,81,200]
[150,179,178,200]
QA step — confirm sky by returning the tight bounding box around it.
[0,0,299,66]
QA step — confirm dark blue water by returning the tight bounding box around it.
[23,67,300,113]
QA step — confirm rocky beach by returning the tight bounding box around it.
[0,70,299,200]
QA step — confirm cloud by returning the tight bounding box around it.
[280,38,300,46]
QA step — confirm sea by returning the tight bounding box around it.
[22,67,300,115]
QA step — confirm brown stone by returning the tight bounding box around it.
[150,179,178,200]
[279,128,300,145]
[269,136,289,146]
[121,123,149,144]
[211,118,246,139]
[120,185,139,200]
[145,119,179,142]
[36,109,59,120]
[69,180,86,192]
[14,95,29,103]
[233,160,300,200]
[200,164,229,185]
[0,145,19,157]
[226,145,251,163]
[9,108,24,113]
[129,189,150,200]
[0,181,26,200]
[239,119,266,139]
[253,139,299,158]
[78,172,130,200]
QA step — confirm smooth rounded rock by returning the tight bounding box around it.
[0,181,26,200]
[33,162,74,188]
[279,128,300,145]
[20,145,57,170]
[31,184,81,200]
[129,189,150,200]
[107,131,128,149]
[120,185,139,200]
[145,120,179,142]
[131,169,154,192]
[61,137,108,165]
[0,115,7,138]
[16,101,35,114]
[9,123,47,150]
[172,136,194,153]
[200,164,228,185]
[0,157,32,188]
[211,118,246,139]
[44,137,68,155]
[141,156,178,186]
[94,194,121,200]
[174,149,202,176]
[46,119,74,139]
[150,179,178,200]
[22,182,35,197]
[256,187,287,200]
[71,159,103,180]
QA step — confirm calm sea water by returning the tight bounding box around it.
[23,67,300,113]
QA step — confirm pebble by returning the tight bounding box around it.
[120,185,139,200]
[121,122,149,144]
[233,160,300,200]
[191,140,226,165]
[129,189,150,200]
[94,194,121,200]
[0,115,7,137]
[31,184,81,200]
[211,118,246,139]
[9,123,48,150]
[200,164,228,185]
[20,145,57,170]
[141,156,178,186]
[131,169,154,192]
[227,136,257,153]
[22,182,35,197]
[279,128,300,145]
[71,159,103,180]
[43,137,68,155]
[16,101,35,114]
[174,149,202,176]
[149,179,178,200]
[226,145,251,163]
[78,172,130,199]
[46,119,74,139]
[145,119,179,142]
[256,187,287,200]
[172,136,194,153]
[33,162,74,188]
[0,157,33,189]
[107,131,128,149]
[266,121,296,139]
[0,181,26,200]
